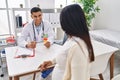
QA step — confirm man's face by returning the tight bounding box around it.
[31,11,42,25]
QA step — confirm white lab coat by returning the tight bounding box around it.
[18,20,55,47]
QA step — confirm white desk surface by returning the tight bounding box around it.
[5,40,118,77]
[92,40,118,56]
[5,43,62,77]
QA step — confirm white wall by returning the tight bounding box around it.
[29,0,55,9]
[8,0,25,8]
[94,0,120,31]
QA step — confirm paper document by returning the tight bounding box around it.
[14,47,35,58]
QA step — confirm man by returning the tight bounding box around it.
[18,7,54,48]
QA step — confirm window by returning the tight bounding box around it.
[0,0,6,8]
[0,0,25,35]
[0,11,9,35]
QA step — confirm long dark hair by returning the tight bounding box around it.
[60,4,94,62]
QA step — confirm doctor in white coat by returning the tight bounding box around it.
[18,7,54,48]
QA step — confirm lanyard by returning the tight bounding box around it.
[32,21,44,41]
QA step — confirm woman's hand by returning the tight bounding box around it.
[38,61,53,71]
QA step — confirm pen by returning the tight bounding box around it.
[46,65,55,69]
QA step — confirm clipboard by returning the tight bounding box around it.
[14,47,35,58]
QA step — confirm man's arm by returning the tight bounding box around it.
[18,24,30,47]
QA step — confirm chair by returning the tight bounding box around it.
[54,33,68,45]
[0,34,16,77]
[62,33,68,44]
[0,49,6,77]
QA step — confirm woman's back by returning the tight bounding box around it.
[52,37,90,80]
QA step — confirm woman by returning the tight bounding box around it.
[39,4,94,80]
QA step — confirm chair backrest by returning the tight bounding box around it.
[54,33,68,45]
[0,49,6,58]
[62,33,68,45]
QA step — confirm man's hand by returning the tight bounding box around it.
[44,41,50,48]
[26,41,36,49]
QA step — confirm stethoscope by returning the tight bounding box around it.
[32,21,44,41]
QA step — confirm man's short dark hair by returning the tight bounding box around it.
[31,7,42,14]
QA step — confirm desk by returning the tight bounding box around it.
[5,43,62,80]
[5,41,118,80]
